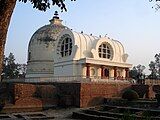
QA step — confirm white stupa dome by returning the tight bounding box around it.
[26,12,68,78]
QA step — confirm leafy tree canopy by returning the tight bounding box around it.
[129,64,146,84]
[148,53,160,79]
[1,53,26,80]
[149,0,160,10]
[18,0,76,12]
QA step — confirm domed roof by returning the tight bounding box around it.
[29,24,67,47]
[28,17,68,51]
[28,14,69,61]
[26,12,68,78]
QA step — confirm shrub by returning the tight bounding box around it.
[153,85,160,93]
[155,93,160,105]
[121,111,135,120]
[122,89,139,101]
[0,98,5,111]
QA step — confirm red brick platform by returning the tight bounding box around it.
[0,82,157,112]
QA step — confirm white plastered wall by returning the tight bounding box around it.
[26,36,55,78]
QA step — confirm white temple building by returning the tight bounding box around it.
[26,12,132,82]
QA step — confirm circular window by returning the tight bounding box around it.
[98,42,113,60]
[57,34,72,57]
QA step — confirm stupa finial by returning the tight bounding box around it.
[53,11,59,19]
[49,11,63,25]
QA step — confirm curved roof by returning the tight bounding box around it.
[92,37,126,63]
[73,32,98,58]
[54,29,127,63]
[72,31,126,63]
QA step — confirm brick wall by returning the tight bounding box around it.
[0,82,158,110]
[11,82,132,108]
[55,83,81,107]
[14,83,36,100]
[8,83,57,108]
[80,83,131,107]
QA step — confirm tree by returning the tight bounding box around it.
[148,53,160,79]
[17,63,27,78]
[150,0,160,10]
[0,0,75,80]
[1,53,27,80]
[129,64,146,84]
[129,66,139,80]
[149,61,157,79]
[1,53,20,79]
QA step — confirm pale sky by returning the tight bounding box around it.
[5,0,160,74]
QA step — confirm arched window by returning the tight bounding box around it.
[98,43,113,59]
[59,34,72,57]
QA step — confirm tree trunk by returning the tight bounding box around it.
[0,0,16,81]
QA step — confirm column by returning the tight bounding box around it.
[101,66,104,79]
[110,68,114,78]
[125,68,129,79]
[86,63,90,78]
[114,67,117,80]
[122,68,126,80]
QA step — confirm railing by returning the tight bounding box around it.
[90,76,133,83]
[2,76,133,84]
[2,78,25,83]
[25,76,91,83]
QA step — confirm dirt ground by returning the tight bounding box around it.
[0,107,81,120]
[43,107,80,120]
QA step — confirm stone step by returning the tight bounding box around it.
[72,111,118,120]
[84,109,123,118]
[72,105,160,120]
[0,112,55,119]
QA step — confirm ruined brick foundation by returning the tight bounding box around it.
[0,82,157,112]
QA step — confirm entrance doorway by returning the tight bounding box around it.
[104,68,109,78]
